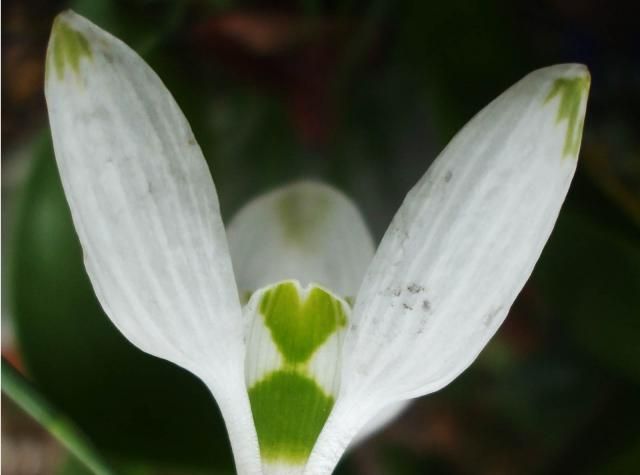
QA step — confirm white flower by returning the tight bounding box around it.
[44,11,590,475]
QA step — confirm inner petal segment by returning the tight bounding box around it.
[244,280,349,474]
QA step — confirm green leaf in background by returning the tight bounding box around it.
[9,134,233,471]
[592,436,640,475]
[2,357,115,475]
[56,456,92,475]
[534,209,640,384]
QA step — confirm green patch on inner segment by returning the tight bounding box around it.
[545,75,590,158]
[259,282,347,364]
[48,18,92,80]
[278,189,329,245]
[249,370,335,463]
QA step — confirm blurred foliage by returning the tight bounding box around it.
[3,357,116,475]
[2,0,639,474]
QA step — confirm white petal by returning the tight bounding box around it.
[305,64,590,473]
[227,181,375,300]
[45,11,260,473]
[351,400,408,446]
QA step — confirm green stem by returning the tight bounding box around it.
[2,357,116,475]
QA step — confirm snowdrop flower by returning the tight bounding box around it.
[45,11,589,475]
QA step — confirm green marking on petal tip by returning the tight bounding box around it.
[248,370,335,463]
[259,282,347,364]
[545,74,590,158]
[278,188,330,245]
[48,16,92,80]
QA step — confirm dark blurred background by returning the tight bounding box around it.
[2,0,639,474]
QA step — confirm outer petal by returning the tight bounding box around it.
[306,64,590,473]
[350,400,407,446]
[227,181,375,300]
[45,12,260,474]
